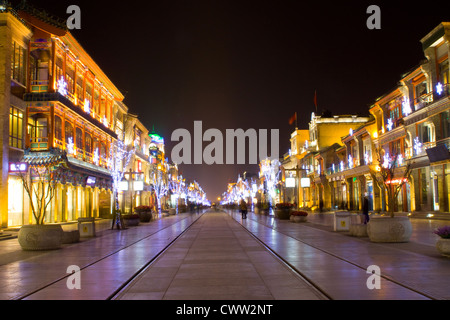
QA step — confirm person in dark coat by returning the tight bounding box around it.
[362,194,370,224]
[239,199,248,219]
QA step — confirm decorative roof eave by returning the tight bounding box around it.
[16,3,67,37]
[59,33,125,101]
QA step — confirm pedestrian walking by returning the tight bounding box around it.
[362,193,370,224]
[240,199,248,219]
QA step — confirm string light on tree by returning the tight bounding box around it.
[382,152,390,169]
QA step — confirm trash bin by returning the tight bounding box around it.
[334,212,350,231]
[78,217,96,237]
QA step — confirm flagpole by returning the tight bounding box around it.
[295,112,298,129]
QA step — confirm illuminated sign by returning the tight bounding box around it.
[86,176,96,186]
[285,177,295,188]
[300,178,310,188]
[119,180,128,191]
[133,180,144,191]
[385,178,408,185]
[9,162,28,172]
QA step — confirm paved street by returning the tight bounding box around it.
[0,209,449,300]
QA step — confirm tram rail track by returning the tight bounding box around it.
[14,213,204,300]
[229,211,443,300]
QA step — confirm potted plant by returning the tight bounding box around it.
[290,211,308,223]
[16,160,66,250]
[367,147,412,243]
[434,226,450,257]
[134,205,152,222]
[122,213,140,226]
[275,203,294,220]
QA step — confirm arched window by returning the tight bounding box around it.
[76,127,83,150]
[85,132,92,154]
[64,121,73,144]
[54,116,62,142]
[100,142,106,159]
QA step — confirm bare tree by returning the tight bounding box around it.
[17,163,62,225]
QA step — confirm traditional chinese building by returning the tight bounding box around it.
[0,3,129,227]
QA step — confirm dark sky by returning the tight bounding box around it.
[19,0,450,200]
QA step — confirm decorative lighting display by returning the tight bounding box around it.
[102,116,109,128]
[340,160,344,171]
[402,97,412,116]
[397,153,403,166]
[413,137,422,155]
[84,99,90,114]
[436,82,443,95]
[348,155,353,169]
[386,118,394,131]
[57,77,68,96]
[93,148,99,165]
[364,151,370,165]
[67,137,74,155]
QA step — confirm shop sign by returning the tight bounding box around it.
[9,162,28,172]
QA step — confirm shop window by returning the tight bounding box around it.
[9,106,23,149]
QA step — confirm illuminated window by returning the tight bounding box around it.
[28,116,48,141]
[11,41,26,85]
[439,59,449,84]
[9,106,23,149]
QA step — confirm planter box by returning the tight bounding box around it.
[62,230,80,244]
[367,216,412,243]
[436,238,450,257]
[275,209,292,220]
[293,216,307,223]
[137,211,152,222]
[349,224,368,237]
[18,225,64,251]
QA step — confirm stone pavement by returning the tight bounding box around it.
[230,210,450,300]
[115,211,326,300]
[0,212,203,300]
[0,208,449,300]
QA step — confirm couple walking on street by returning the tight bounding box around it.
[240,199,248,219]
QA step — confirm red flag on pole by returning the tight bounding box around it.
[314,90,318,112]
[288,112,297,126]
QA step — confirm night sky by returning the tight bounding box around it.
[17,0,450,200]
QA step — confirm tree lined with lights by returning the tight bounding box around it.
[369,146,411,217]
[110,138,135,229]
[151,165,169,213]
[260,158,281,208]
